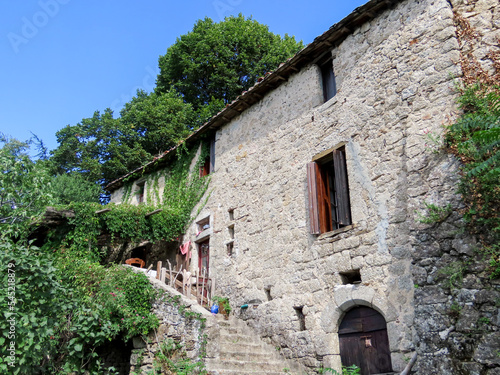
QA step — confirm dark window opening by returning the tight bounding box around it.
[294,306,306,331]
[200,137,215,177]
[228,225,234,239]
[197,217,210,232]
[320,58,337,102]
[307,146,352,234]
[340,270,362,285]
[264,286,273,301]
[226,242,234,256]
[136,182,145,204]
[228,208,234,221]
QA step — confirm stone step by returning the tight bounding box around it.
[207,370,287,375]
[218,349,281,362]
[219,332,266,345]
[219,341,270,354]
[205,358,287,373]
[206,316,300,375]
[206,370,286,375]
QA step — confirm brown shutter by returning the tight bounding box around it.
[333,149,352,226]
[307,162,321,234]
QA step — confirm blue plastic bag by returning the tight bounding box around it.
[211,304,219,314]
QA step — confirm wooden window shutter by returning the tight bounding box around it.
[333,149,352,226]
[307,162,321,234]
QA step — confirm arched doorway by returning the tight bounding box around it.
[338,306,393,375]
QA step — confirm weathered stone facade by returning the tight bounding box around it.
[127,269,211,374]
[109,0,499,373]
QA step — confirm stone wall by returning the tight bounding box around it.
[183,0,463,372]
[410,1,500,374]
[127,269,212,374]
[109,0,499,373]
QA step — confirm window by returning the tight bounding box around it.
[320,58,336,102]
[307,146,351,234]
[136,181,145,204]
[197,216,210,232]
[198,239,210,275]
[200,137,215,177]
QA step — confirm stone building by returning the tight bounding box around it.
[106,0,500,373]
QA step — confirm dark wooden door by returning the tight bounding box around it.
[339,307,392,375]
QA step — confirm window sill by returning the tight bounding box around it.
[317,224,355,241]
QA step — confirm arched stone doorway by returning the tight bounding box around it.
[338,306,393,375]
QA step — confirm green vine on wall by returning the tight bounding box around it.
[445,12,500,278]
[49,143,209,260]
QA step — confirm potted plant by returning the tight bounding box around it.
[212,296,231,319]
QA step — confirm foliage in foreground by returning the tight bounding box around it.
[0,136,53,239]
[445,84,500,278]
[0,240,159,374]
[446,85,500,240]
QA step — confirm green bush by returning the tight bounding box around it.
[0,240,158,374]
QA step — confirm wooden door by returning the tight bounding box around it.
[339,307,392,375]
[198,239,209,275]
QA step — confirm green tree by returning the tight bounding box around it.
[156,14,304,111]
[50,173,103,205]
[120,89,197,155]
[49,109,149,197]
[0,136,52,239]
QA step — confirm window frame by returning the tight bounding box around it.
[307,145,352,235]
[319,57,337,102]
[200,137,215,177]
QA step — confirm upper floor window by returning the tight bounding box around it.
[200,136,215,177]
[307,146,351,234]
[136,181,145,204]
[320,58,337,102]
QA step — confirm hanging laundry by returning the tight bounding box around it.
[180,241,191,260]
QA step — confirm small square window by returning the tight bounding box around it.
[340,270,362,285]
[197,217,210,232]
[307,146,352,234]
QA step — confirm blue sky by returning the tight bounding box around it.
[0,0,367,152]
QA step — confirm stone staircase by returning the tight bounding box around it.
[205,315,301,375]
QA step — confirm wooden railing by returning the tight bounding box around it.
[155,261,213,307]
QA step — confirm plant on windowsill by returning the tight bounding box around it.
[212,296,231,319]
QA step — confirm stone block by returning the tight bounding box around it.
[320,301,342,333]
[474,332,500,366]
[322,354,342,374]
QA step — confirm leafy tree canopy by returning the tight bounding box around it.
[119,89,197,155]
[156,14,304,110]
[0,136,53,239]
[48,15,303,199]
[50,173,103,205]
[49,108,149,194]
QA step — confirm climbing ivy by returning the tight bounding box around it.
[47,143,209,260]
[443,11,500,277]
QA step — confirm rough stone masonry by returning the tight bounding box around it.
[109,0,499,373]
